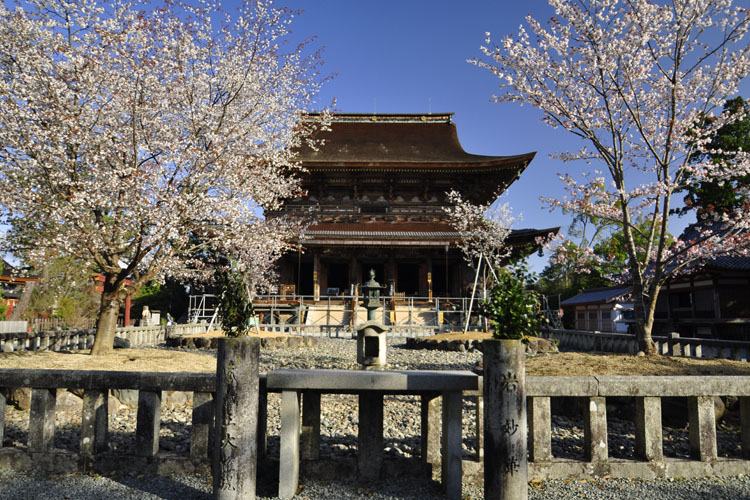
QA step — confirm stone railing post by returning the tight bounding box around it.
[135,390,162,456]
[528,396,552,462]
[213,337,260,500]
[279,390,300,499]
[257,380,267,459]
[741,397,750,458]
[190,392,214,459]
[420,393,441,465]
[635,396,662,461]
[0,390,5,447]
[688,396,717,461]
[669,333,681,357]
[29,388,56,452]
[584,397,608,463]
[358,391,384,482]
[81,389,109,458]
[483,339,527,500]
[475,394,484,461]
[301,391,321,461]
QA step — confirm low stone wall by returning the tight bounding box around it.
[545,328,750,361]
[0,322,27,334]
[0,324,210,353]
[2,367,750,483]
[461,375,750,482]
[0,368,215,475]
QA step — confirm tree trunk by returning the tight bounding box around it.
[631,281,657,355]
[9,281,36,321]
[90,292,120,355]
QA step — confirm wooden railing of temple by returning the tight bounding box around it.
[252,294,481,337]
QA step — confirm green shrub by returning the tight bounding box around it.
[478,265,540,340]
[217,268,254,337]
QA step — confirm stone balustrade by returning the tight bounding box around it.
[0,368,216,475]
[546,328,750,361]
[462,375,750,481]
[0,324,210,353]
[2,368,750,482]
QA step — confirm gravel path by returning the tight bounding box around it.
[1,338,748,499]
[2,470,750,500]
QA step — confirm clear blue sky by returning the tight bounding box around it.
[275,0,750,272]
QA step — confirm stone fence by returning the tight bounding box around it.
[0,368,216,475]
[0,322,27,334]
[544,328,750,361]
[1,368,750,482]
[0,324,210,353]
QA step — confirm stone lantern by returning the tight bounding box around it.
[356,269,389,370]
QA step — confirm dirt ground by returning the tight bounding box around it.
[1,334,750,376]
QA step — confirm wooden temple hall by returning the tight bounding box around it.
[269,113,556,302]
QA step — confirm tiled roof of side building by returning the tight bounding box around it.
[561,285,633,306]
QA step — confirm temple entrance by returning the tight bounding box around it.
[431,265,447,297]
[326,262,349,296]
[298,262,314,296]
[397,263,419,296]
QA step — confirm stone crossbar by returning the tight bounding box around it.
[266,369,477,392]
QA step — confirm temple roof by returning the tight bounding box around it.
[298,222,558,249]
[297,113,536,172]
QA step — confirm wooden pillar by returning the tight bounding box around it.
[418,262,428,297]
[124,295,132,327]
[313,252,321,301]
[349,256,358,287]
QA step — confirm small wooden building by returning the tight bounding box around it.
[561,286,633,332]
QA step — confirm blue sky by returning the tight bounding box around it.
[275,0,750,272]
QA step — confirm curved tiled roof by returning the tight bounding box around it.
[297,113,535,169]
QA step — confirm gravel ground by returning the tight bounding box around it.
[1,338,749,499]
[3,470,750,500]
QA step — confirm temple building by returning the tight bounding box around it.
[271,113,557,301]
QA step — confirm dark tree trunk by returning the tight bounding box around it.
[90,284,121,355]
[9,281,36,321]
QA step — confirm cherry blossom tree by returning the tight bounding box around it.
[475,0,750,353]
[0,0,325,354]
[443,189,515,282]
